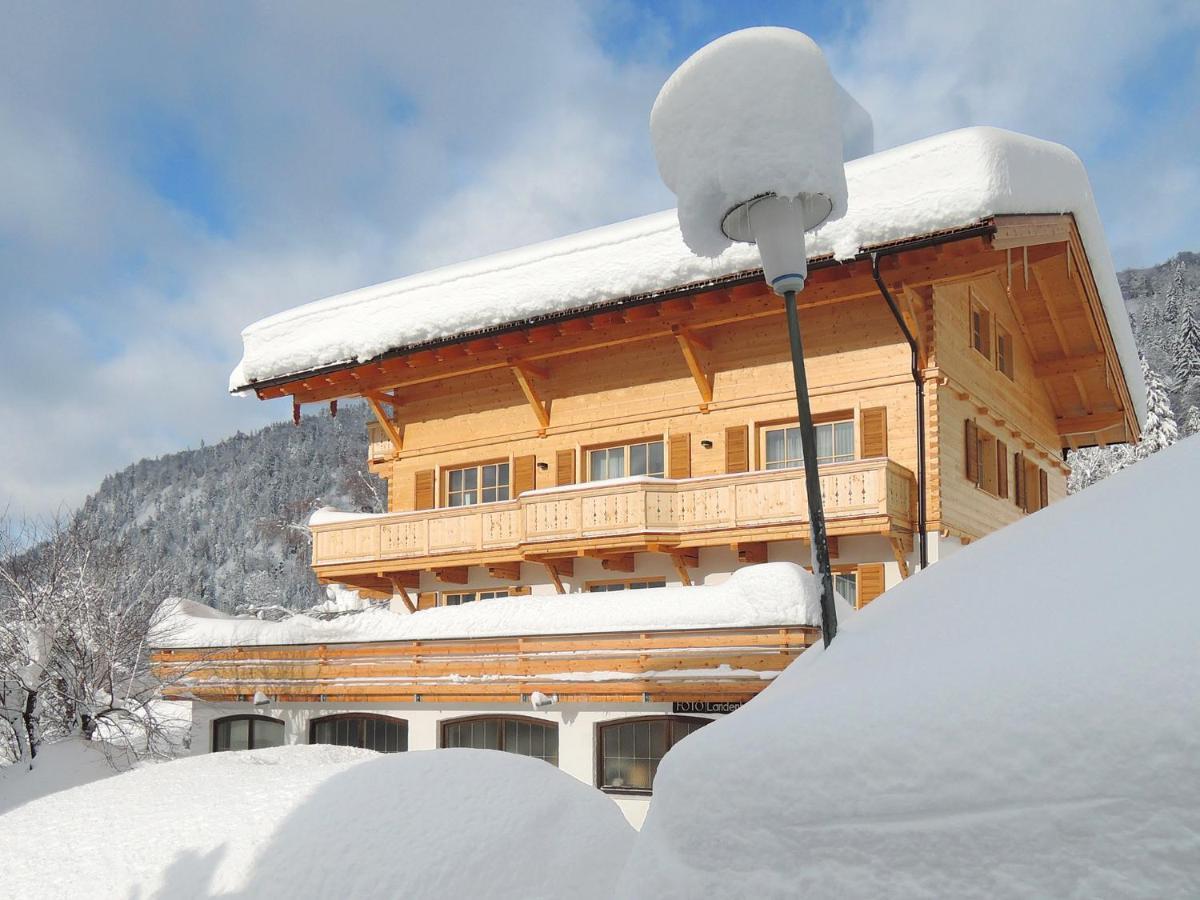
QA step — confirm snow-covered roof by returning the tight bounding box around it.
[154,562,829,648]
[230,126,1145,426]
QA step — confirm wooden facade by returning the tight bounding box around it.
[159,214,1139,708]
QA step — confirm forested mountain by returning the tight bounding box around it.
[74,402,383,612]
[46,250,1199,613]
[1121,251,1200,424]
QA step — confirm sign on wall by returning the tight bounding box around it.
[672,701,743,715]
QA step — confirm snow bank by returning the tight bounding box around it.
[0,745,634,899]
[155,562,825,648]
[0,738,134,816]
[230,126,1144,426]
[650,27,848,257]
[618,436,1200,898]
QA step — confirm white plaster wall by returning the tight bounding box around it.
[188,700,718,829]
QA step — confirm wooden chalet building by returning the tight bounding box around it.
[153,127,1144,826]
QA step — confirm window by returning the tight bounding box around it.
[443,589,509,606]
[970,292,992,361]
[212,715,284,752]
[442,716,558,765]
[446,461,510,507]
[996,324,1015,380]
[588,579,667,593]
[764,420,854,469]
[597,716,710,793]
[588,439,665,481]
[833,571,857,607]
[309,714,408,753]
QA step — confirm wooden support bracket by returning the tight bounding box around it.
[543,562,565,595]
[598,554,635,573]
[735,542,768,564]
[669,549,698,586]
[487,562,522,581]
[431,566,469,585]
[671,325,713,411]
[888,538,911,580]
[390,581,417,614]
[366,397,404,451]
[508,360,550,432]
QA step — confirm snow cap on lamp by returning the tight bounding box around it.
[650,27,849,293]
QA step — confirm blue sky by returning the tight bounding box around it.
[1,0,1197,522]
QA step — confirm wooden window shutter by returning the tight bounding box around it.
[724,425,749,473]
[417,592,438,611]
[1013,453,1025,509]
[555,449,575,487]
[512,454,536,497]
[1039,469,1049,510]
[964,420,979,485]
[668,433,691,479]
[860,407,888,458]
[414,469,435,510]
[856,563,886,609]
[996,439,1009,499]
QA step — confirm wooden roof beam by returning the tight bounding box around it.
[1056,411,1125,436]
[1033,352,1107,379]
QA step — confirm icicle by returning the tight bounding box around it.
[329,400,338,418]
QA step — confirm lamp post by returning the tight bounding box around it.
[722,194,837,647]
[649,27,853,647]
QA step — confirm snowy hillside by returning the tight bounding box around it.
[620,434,1200,898]
[67,403,383,613]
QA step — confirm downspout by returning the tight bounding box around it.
[870,253,930,572]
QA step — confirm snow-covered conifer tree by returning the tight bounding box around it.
[1184,406,1200,437]
[1135,355,1180,457]
[1171,305,1200,387]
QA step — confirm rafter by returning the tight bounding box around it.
[1033,353,1106,379]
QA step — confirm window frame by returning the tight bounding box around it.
[586,578,668,593]
[441,589,510,607]
[584,436,666,482]
[759,414,856,470]
[308,713,409,753]
[970,291,993,362]
[995,323,1015,380]
[443,458,512,508]
[594,714,711,796]
[439,714,559,765]
[211,714,285,753]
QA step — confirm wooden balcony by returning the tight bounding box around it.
[312,458,915,584]
[153,624,818,705]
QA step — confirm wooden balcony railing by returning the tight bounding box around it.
[312,458,915,575]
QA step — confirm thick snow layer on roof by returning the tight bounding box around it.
[618,436,1200,897]
[650,27,849,256]
[230,126,1144,425]
[155,562,828,648]
[0,746,634,899]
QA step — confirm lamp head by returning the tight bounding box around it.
[721,193,832,295]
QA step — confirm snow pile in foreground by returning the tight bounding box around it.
[0,745,633,900]
[229,126,1144,426]
[0,738,135,816]
[156,562,827,648]
[650,27,848,257]
[619,436,1200,898]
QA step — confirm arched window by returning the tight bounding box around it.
[596,715,710,794]
[309,714,408,753]
[212,715,285,752]
[441,715,558,765]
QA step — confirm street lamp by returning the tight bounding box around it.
[650,27,850,647]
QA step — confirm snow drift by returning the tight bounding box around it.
[618,435,1200,898]
[0,746,634,899]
